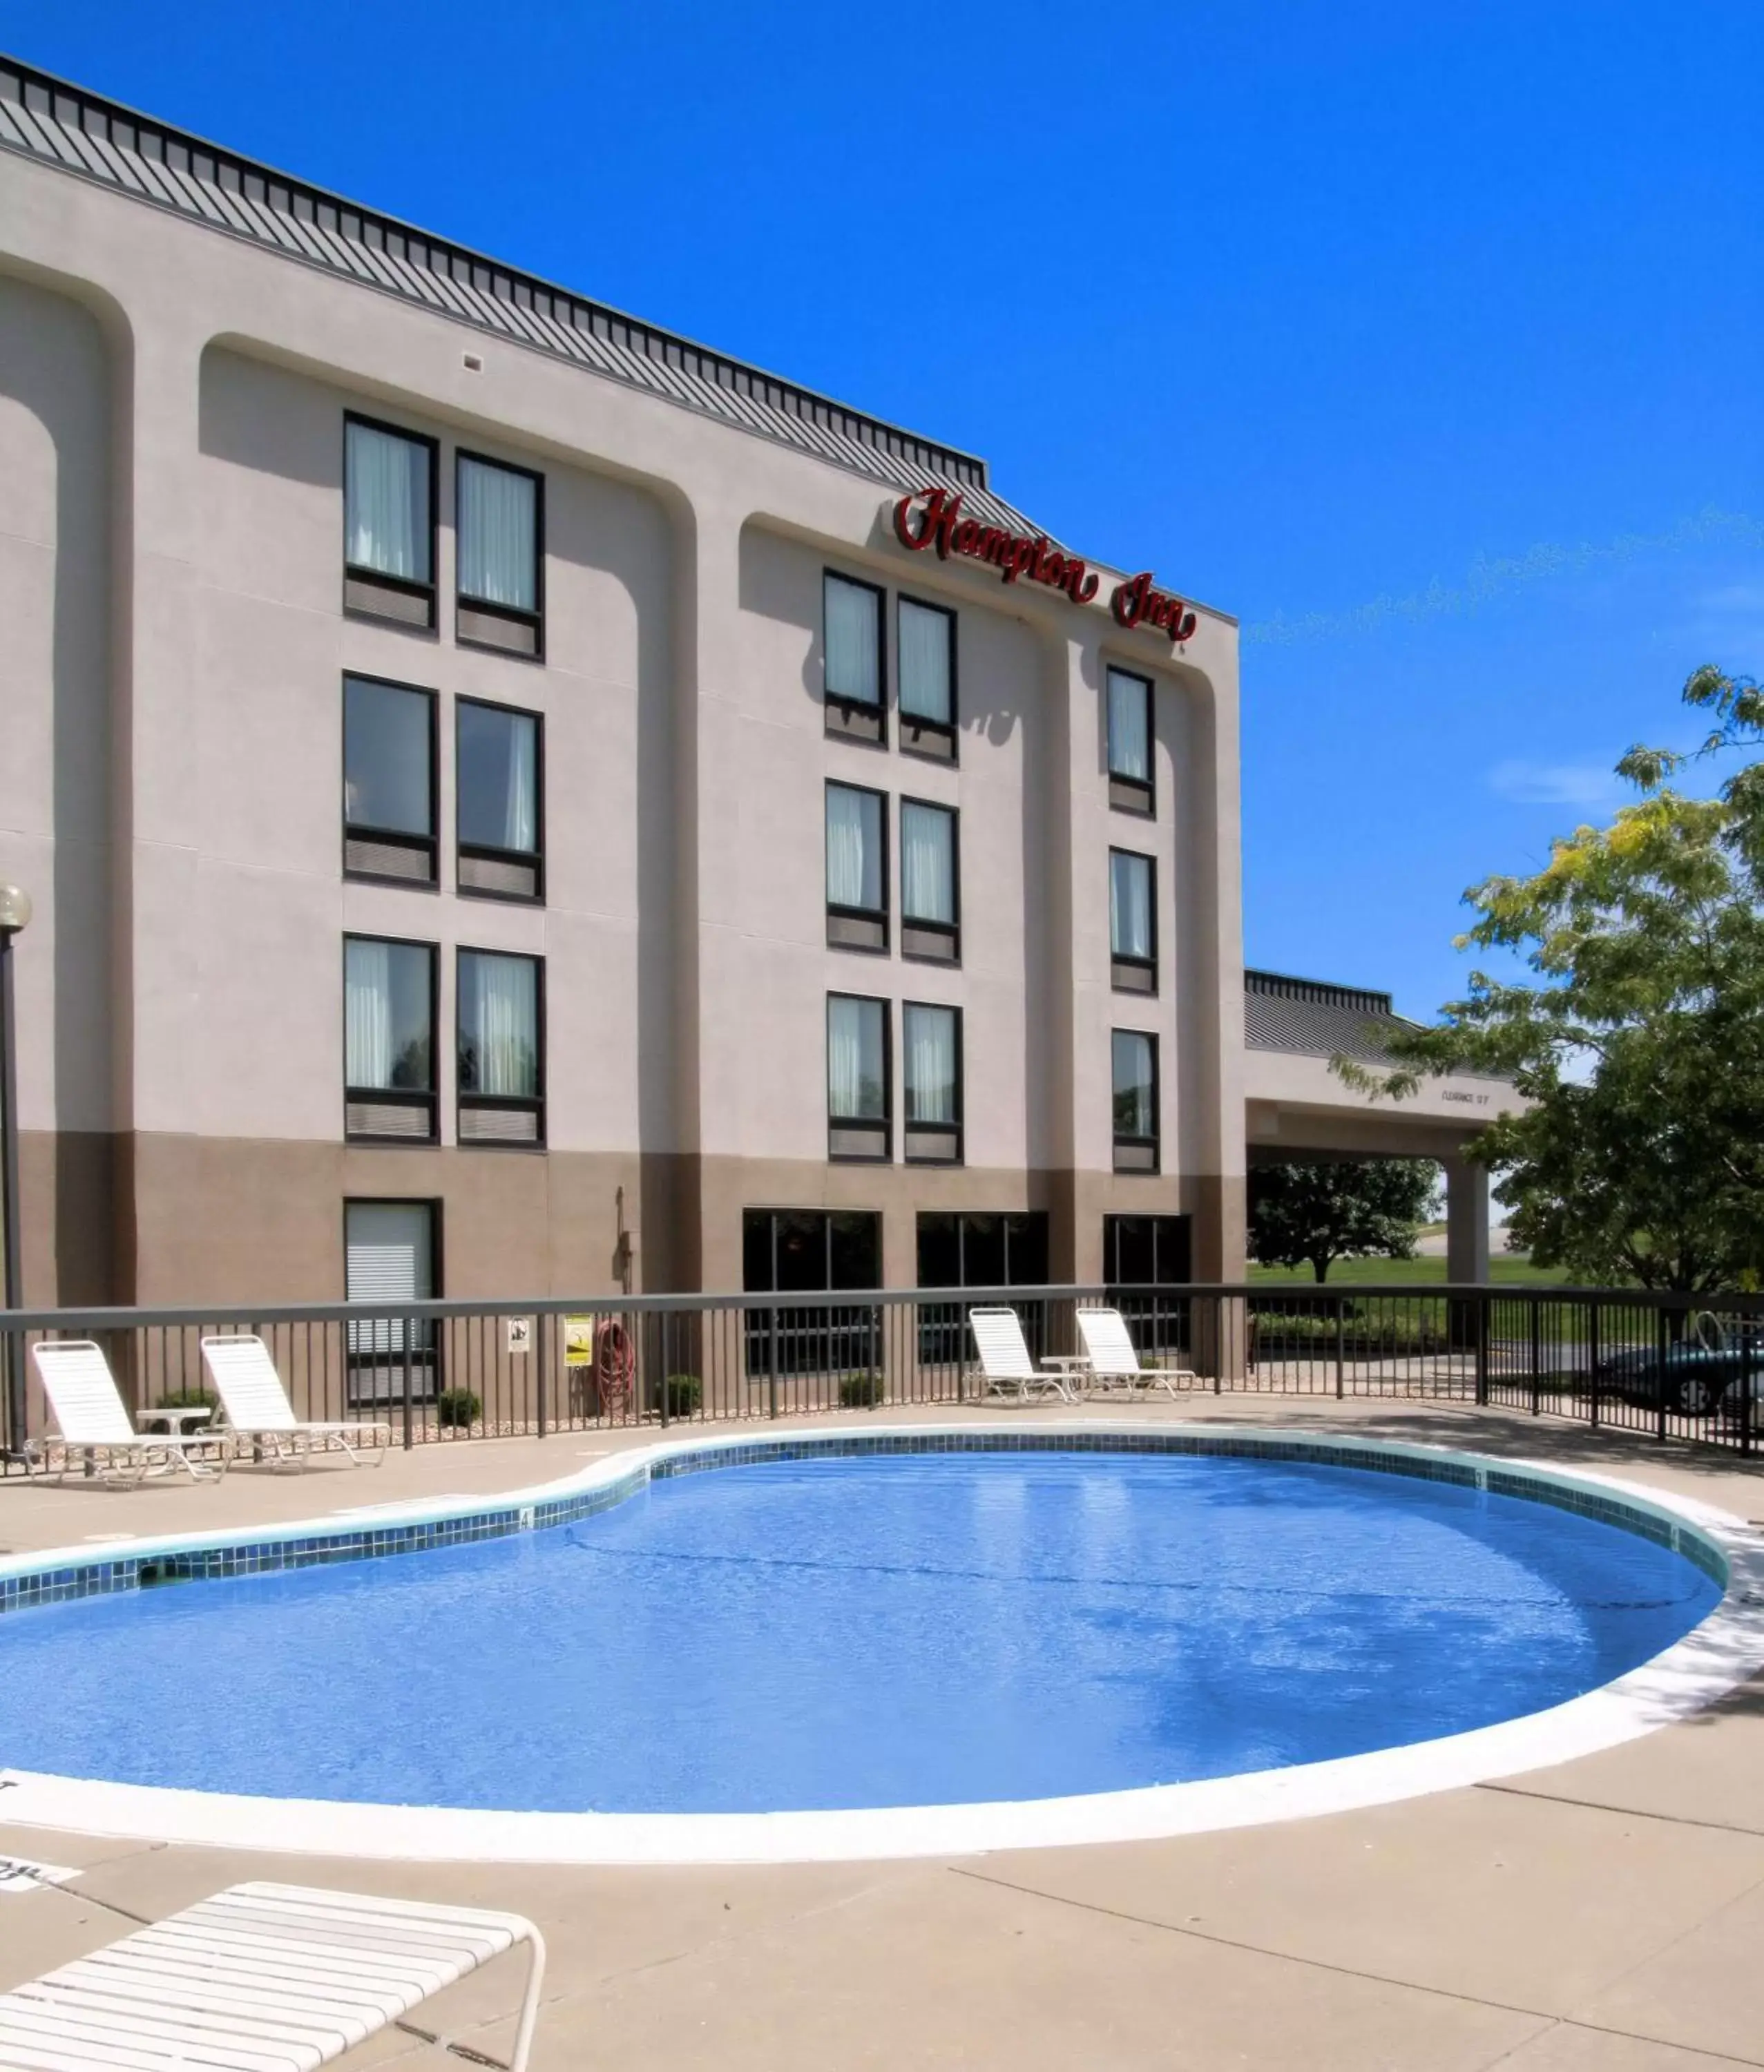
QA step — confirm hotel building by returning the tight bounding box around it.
[0,59,1504,1315]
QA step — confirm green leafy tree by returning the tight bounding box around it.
[1338,667,1764,1291]
[1248,1159,1438,1283]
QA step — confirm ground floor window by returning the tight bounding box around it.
[344,1198,439,1407]
[917,1211,1049,1363]
[742,1209,881,1376]
[1103,1212,1191,1354]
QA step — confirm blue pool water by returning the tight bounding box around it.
[0,1452,1720,1814]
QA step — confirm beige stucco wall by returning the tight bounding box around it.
[0,140,1251,1303]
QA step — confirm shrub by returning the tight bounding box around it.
[838,1371,885,1408]
[436,1388,481,1430]
[662,1373,702,1418]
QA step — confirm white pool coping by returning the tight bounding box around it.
[3,1421,1761,1865]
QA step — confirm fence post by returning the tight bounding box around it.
[401,1315,414,1450]
[1656,1305,1669,1444]
[658,1312,670,1428]
[1529,1297,1542,1417]
[1333,1295,1344,1400]
[768,1305,779,1420]
[536,1310,548,1441]
[1474,1295,1488,1407]
[1587,1302,1601,1431]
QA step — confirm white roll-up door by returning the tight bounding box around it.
[345,1200,434,1359]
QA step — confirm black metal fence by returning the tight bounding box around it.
[3,1282,1762,1471]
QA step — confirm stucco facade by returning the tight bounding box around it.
[0,61,1255,1305]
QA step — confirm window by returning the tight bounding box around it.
[344,414,437,629]
[457,452,544,658]
[827,992,890,1160]
[458,949,544,1145]
[1103,1214,1191,1287]
[917,1211,1048,1362]
[824,570,885,743]
[345,1199,439,1407]
[1103,1213,1192,1356]
[825,782,888,950]
[1106,665,1153,813]
[898,595,957,760]
[903,1002,961,1164]
[1109,849,1157,992]
[343,675,436,885]
[900,799,959,962]
[457,698,543,901]
[742,1209,882,1379]
[343,937,436,1142]
[1111,1028,1159,1172]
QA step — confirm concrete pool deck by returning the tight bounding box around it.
[4,1397,1764,2070]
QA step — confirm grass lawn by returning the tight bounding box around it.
[1248,1254,1577,1288]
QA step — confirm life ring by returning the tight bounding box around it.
[595,1318,635,1415]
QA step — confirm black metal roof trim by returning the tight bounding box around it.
[1245,968,1394,1016]
[0,56,1048,531]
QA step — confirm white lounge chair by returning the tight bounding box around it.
[1075,1305,1197,1399]
[0,1879,547,2071]
[968,1306,1078,1403]
[30,1340,224,1484]
[201,1333,392,1468]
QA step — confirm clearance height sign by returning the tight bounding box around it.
[890,488,1198,647]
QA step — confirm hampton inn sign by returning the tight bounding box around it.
[891,487,1199,647]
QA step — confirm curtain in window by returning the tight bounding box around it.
[1112,1030,1155,1138]
[899,599,952,722]
[905,1004,957,1123]
[825,577,880,705]
[345,423,430,582]
[826,786,881,910]
[828,997,883,1119]
[345,939,393,1088]
[502,711,537,852]
[457,704,539,854]
[458,458,537,611]
[901,802,955,923]
[1107,669,1150,781]
[1110,852,1153,959]
[461,952,538,1097]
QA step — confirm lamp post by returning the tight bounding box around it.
[0,883,30,1465]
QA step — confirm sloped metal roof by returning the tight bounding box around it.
[0,57,1046,535]
[1245,970,1419,1064]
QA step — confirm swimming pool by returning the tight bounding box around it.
[0,1427,1755,1861]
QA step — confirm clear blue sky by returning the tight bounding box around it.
[6,1,1761,1019]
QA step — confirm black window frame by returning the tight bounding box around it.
[454,448,546,661]
[1109,846,1158,994]
[342,673,439,889]
[825,778,890,952]
[899,796,961,965]
[456,694,546,905]
[456,946,547,1150]
[897,592,958,763]
[1111,1026,1160,1173]
[902,1000,964,1166]
[823,568,888,746]
[342,411,439,633]
[342,932,439,1145]
[740,1207,883,1380]
[827,990,892,1163]
[1106,664,1155,816]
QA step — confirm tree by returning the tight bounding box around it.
[1248,1159,1439,1283]
[1336,666,1764,1292]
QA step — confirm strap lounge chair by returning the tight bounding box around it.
[201,1334,392,1468]
[0,1879,547,2071]
[968,1306,1079,1404]
[30,1339,224,1484]
[1075,1305,1197,1400]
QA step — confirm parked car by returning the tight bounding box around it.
[1597,1314,1764,1416]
